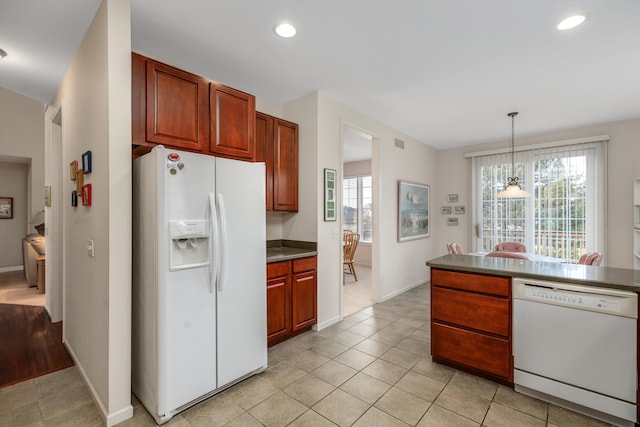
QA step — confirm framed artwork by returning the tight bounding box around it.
[0,197,13,219]
[441,206,452,215]
[70,160,78,180]
[454,205,465,214]
[44,186,52,207]
[447,194,459,203]
[82,184,92,206]
[447,217,459,226]
[82,150,92,173]
[76,170,84,194]
[398,181,430,242]
[324,168,337,221]
[71,191,78,207]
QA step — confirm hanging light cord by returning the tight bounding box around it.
[508,112,518,186]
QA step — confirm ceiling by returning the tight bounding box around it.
[1,0,639,152]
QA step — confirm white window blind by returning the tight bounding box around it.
[471,140,606,262]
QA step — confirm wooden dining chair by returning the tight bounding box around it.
[343,232,360,281]
[495,242,527,252]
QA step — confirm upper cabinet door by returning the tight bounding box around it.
[210,83,256,161]
[255,112,274,210]
[273,119,298,212]
[145,58,208,151]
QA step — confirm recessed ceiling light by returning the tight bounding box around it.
[274,23,297,38]
[0,48,7,59]
[557,14,587,30]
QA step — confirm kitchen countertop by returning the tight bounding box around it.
[427,254,640,292]
[267,240,317,263]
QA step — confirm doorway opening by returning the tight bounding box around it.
[341,125,375,316]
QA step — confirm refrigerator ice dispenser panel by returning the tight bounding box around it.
[169,220,210,270]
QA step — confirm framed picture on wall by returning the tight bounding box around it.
[70,160,78,180]
[398,181,430,242]
[324,168,337,221]
[82,150,92,173]
[0,197,13,219]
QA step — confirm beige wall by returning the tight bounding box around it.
[284,91,439,328]
[0,87,45,236]
[435,117,640,269]
[0,162,29,267]
[50,0,133,425]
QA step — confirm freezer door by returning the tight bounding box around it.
[157,148,218,415]
[215,158,267,387]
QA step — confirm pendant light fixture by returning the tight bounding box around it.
[496,112,531,198]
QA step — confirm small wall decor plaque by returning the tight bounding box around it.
[454,206,465,214]
[82,184,92,206]
[0,197,13,219]
[447,217,458,226]
[70,160,78,180]
[441,206,452,215]
[82,150,92,173]
[71,191,78,207]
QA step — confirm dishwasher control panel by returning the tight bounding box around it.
[513,277,638,318]
[523,287,622,313]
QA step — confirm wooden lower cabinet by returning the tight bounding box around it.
[430,268,513,384]
[267,256,317,346]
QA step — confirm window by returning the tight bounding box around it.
[343,176,372,243]
[472,141,605,262]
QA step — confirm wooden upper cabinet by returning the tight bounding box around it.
[141,55,208,151]
[209,83,255,160]
[255,113,298,212]
[255,112,274,210]
[273,119,299,212]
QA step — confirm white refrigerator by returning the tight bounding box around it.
[132,146,267,425]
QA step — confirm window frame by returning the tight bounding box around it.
[342,175,373,243]
[469,137,607,262]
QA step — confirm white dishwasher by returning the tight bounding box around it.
[513,277,638,427]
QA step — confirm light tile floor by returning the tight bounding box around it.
[0,283,615,426]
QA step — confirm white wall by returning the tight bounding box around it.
[436,117,640,269]
[0,162,28,267]
[0,87,45,236]
[50,0,133,425]
[284,91,439,328]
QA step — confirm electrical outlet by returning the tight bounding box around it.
[87,239,94,257]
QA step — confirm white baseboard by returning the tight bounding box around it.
[64,342,134,426]
[379,279,428,303]
[0,265,23,273]
[313,314,342,331]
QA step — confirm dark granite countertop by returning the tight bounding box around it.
[427,254,640,292]
[267,240,317,263]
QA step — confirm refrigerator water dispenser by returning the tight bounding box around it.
[169,220,209,270]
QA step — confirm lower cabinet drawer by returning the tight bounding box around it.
[432,322,511,380]
[432,287,509,337]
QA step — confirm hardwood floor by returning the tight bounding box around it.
[0,303,73,389]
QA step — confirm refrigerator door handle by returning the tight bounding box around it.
[208,193,219,294]
[216,193,227,292]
